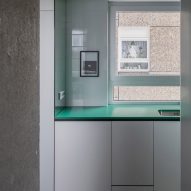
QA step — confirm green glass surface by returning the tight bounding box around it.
[55,104,180,121]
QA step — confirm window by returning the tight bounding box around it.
[109,2,180,103]
[113,86,180,101]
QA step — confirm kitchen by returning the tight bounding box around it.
[54,1,180,191]
[2,0,191,191]
[39,0,191,191]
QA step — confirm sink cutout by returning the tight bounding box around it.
[158,110,180,116]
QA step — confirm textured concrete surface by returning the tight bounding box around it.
[115,86,180,101]
[119,12,180,27]
[150,26,180,72]
[0,1,39,191]
[118,12,180,73]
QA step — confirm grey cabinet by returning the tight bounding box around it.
[55,121,111,191]
[55,120,180,191]
[154,121,180,191]
[112,121,153,186]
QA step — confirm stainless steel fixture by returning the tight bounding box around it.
[158,110,180,117]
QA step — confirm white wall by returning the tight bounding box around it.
[65,0,108,106]
[40,0,54,191]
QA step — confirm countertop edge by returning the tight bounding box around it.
[55,104,180,121]
[55,117,180,121]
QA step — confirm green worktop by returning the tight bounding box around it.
[55,104,180,121]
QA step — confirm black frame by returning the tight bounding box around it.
[80,51,99,77]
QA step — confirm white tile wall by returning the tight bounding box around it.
[65,0,108,106]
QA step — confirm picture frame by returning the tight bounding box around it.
[118,26,150,73]
[118,38,149,72]
[121,40,148,59]
[80,51,99,77]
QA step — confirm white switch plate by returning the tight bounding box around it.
[58,91,65,100]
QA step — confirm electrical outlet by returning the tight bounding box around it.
[58,91,65,100]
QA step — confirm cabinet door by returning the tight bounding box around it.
[154,121,180,191]
[112,121,153,186]
[55,121,111,191]
[112,186,153,191]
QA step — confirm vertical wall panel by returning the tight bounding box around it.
[55,0,66,107]
[40,11,54,191]
[181,0,191,190]
[40,0,54,11]
[0,0,39,191]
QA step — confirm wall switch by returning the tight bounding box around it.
[58,91,65,100]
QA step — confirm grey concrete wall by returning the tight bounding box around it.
[0,1,39,191]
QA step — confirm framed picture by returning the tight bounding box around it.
[118,26,150,72]
[80,51,99,77]
[121,40,148,59]
[118,38,150,72]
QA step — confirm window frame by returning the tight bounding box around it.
[108,1,181,104]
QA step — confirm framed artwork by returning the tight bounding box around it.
[80,51,99,77]
[118,26,150,72]
[121,40,148,59]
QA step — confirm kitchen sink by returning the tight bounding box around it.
[158,110,180,116]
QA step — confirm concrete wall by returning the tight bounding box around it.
[118,12,180,73]
[0,1,39,191]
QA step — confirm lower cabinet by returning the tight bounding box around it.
[112,121,153,186]
[154,121,180,191]
[112,186,153,191]
[55,121,111,191]
[55,120,180,191]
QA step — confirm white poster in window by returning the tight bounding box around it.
[118,26,150,72]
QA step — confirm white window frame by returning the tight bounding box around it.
[109,2,181,104]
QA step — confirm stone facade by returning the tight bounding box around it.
[117,12,180,74]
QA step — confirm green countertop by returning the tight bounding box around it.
[55,104,180,121]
